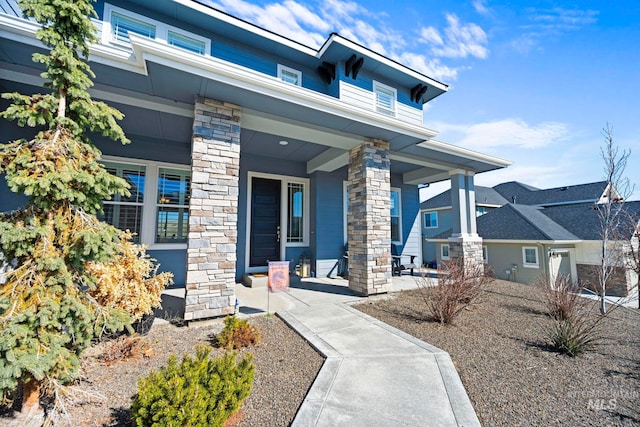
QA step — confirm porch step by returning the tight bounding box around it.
[241,273,301,288]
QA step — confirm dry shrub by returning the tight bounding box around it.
[536,273,607,356]
[417,259,493,324]
[537,273,583,321]
[96,335,153,364]
[86,233,173,321]
[217,315,261,350]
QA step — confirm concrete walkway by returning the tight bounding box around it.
[157,274,480,426]
[236,275,480,427]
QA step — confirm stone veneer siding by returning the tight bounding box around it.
[576,263,630,297]
[448,236,485,274]
[184,97,241,321]
[347,138,392,295]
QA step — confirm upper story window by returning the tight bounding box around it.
[373,81,396,117]
[104,4,210,56]
[476,206,488,217]
[424,212,438,228]
[278,64,302,86]
[111,12,155,43]
[167,31,206,55]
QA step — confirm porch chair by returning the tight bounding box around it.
[391,243,417,276]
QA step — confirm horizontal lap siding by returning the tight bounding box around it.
[340,81,423,126]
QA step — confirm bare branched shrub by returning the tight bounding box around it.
[536,274,584,321]
[536,273,608,356]
[95,335,153,365]
[417,260,494,324]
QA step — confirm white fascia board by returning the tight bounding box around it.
[417,139,513,169]
[128,35,441,141]
[420,206,453,212]
[480,239,582,244]
[318,34,449,92]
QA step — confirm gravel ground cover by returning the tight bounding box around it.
[4,315,323,426]
[355,279,640,427]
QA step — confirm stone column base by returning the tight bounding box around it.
[448,235,484,274]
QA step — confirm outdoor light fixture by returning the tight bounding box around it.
[279,140,289,146]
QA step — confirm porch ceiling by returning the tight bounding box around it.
[0,34,510,184]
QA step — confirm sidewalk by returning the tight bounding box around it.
[237,274,480,427]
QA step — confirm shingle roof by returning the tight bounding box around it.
[493,181,608,206]
[476,204,579,241]
[543,201,640,240]
[421,186,508,210]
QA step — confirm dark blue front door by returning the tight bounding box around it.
[250,177,281,267]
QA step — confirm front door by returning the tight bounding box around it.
[250,177,281,267]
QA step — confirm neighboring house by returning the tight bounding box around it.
[426,180,639,296]
[421,185,507,265]
[0,0,510,320]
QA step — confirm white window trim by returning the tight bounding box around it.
[245,171,310,273]
[102,3,210,55]
[277,64,302,86]
[102,155,190,250]
[343,180,349,245]
[373,80,397,117]
[441,244,450,260]
[391,187,402,244]
[522,246,539,268]
[424,211,438,229]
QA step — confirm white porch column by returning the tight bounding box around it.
[448,170,484,271]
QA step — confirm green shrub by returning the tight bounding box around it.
[130,345,254,427]
[217,315,261,349]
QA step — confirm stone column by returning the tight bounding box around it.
[448,170,484,272]
[347,138,391,295]
[184,97,241,321]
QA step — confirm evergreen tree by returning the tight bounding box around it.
[0,0,171,417]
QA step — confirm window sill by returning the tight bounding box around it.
[148,243,188,251]
[522,263,539,269]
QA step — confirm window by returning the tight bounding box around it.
[373,81,396,117]
[102,162,146,243]
[110,11,156,43]
[482,246,488,263]
[476,206,488,217]
[104,4,209,56]
[390,188,402,242]
[287,182,304,243]
[278,64,302,86]
[156,168,190,243]
[101,158,190,248]
[424,212,438,228]
[522,246,539,268]
[168,31,206,55]
[441,244,450,260]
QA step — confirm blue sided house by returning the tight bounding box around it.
[0,0,510,320]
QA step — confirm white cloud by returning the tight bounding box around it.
[418,14,489,59]
[473,0,491,16]
[430,118,571,150]
[396,52,461,81]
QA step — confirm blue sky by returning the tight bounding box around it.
[205,0,640,200]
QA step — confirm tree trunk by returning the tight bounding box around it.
[21,377,42,417]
